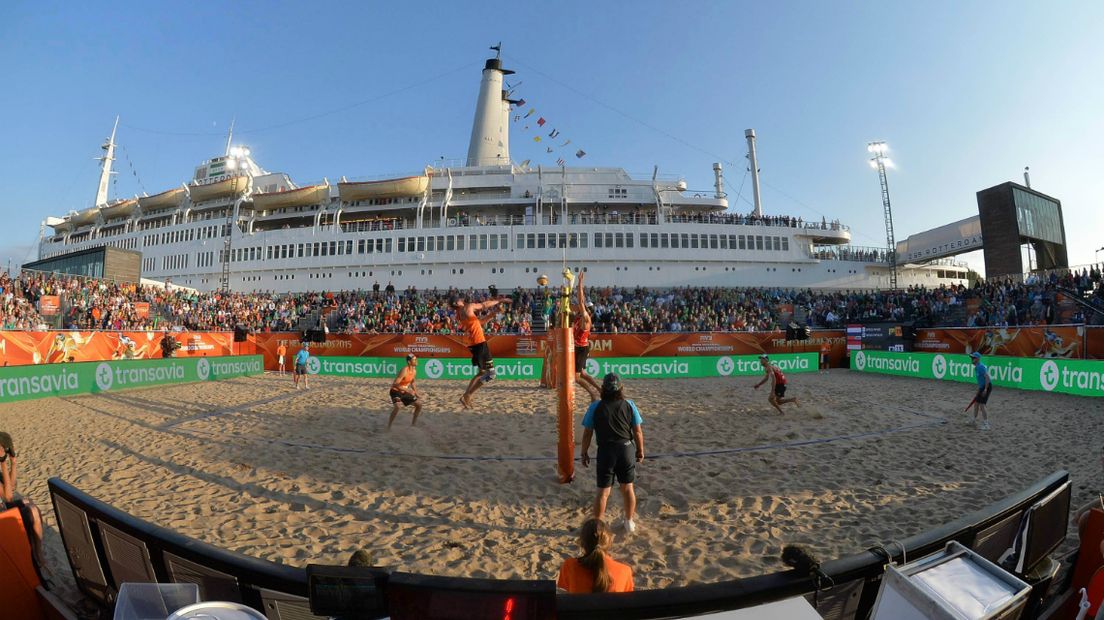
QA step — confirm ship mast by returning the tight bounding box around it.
[745,129,763,218]
[94,116,119,207]
[224,117,235,157]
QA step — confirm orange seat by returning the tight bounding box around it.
[0,506,45,619]
[1061,507,1104,617]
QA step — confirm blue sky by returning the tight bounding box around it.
[2,1,1101,273]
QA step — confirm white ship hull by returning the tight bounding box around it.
[36,51,968,292]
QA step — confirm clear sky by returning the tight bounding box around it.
[2,1,1101,274]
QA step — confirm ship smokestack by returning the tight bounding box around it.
[1023,166,1031,188]
[745,129,763,217]
[713,162,725,199]
[466,52,515,167]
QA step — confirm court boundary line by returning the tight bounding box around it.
[175,405,947,462]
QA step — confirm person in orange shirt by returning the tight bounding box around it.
[557,518,634,593]
[388,353,422,429]
[819,341,831,374]
[454,294,512,409]
[276,343,288,374]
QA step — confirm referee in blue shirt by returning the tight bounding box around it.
[580,373,645,534]
[970,352,993,430]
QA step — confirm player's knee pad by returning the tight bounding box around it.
[481,366,497,383]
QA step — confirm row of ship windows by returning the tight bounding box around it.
[143,225,227,247]
[223,232,792,264]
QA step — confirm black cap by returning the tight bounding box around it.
[406,353,416,361]
[602,373,622,392]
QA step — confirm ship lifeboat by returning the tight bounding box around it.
[187,175,249,203]
[338,174,429,202]
[100,198,138,219]
[138,187,185,211]
[253,184,330,210]
[68,207,99,227]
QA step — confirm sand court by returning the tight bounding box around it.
[4,370,1102,591]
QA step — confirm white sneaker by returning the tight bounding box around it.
[980,421,991,431]
[623,519,637,534]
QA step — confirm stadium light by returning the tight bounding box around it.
[868,140,898,289]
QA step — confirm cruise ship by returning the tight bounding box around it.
[36,51,967,293]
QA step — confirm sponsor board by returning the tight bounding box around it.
[299,353,818,381]
[253,332,852,370]
[304,356,541,380]
[0,330,234,366]
[0,355,263,403]
[851,350,1104,397]
[585,353,817,379]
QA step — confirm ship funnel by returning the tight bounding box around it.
[1023,166,1031,188]
[466,55,515,167]
[713,162,725,199]
[745,129,763,217]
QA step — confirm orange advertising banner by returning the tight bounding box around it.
[251,331,850,370]
[1087,327,1104,361]
[912,325,1085,359]
[0,331,234,366]
[39,296,61,316]
[134,302,150,318]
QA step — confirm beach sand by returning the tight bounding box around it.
[5,370,1102,597]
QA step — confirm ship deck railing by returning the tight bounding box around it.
[812,244,893,263]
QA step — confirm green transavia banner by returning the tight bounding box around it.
[0,355,263,403]
[585,353,819,379]
[304,356,542,381]
[851,350,1104,397]
[305,353,819,381]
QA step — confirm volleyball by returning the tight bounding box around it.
[537,274,549,286]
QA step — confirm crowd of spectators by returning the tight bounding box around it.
[2,264,1101,335]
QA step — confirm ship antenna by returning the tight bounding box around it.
[490,42,502,59]
[224,117,236,156]
[94,116,120,207]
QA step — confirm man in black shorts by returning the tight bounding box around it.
[580,373,645,534]
[455,294,512,409]
[388,353,422,428]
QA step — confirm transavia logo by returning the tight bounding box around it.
[585,358,600,377]
[932,354,947,379]
[306,356,321,375]
[716,356,735,376]
[196,358,210,380]
[1040,360,1060,392]
[425,359,444,379]
[854,351,866,371]
[95,363,114,391]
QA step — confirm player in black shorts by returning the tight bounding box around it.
[388,353,422,428]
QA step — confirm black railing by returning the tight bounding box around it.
[48,470,1070,619]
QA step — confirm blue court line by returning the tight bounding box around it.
[178,406,947,462]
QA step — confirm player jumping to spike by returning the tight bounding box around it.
[572,272,601,402]
[456,294,512,409]
[754,354,798,414]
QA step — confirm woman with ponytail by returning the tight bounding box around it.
[557,518,634,593]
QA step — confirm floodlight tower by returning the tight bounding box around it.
[867,141,898,289]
